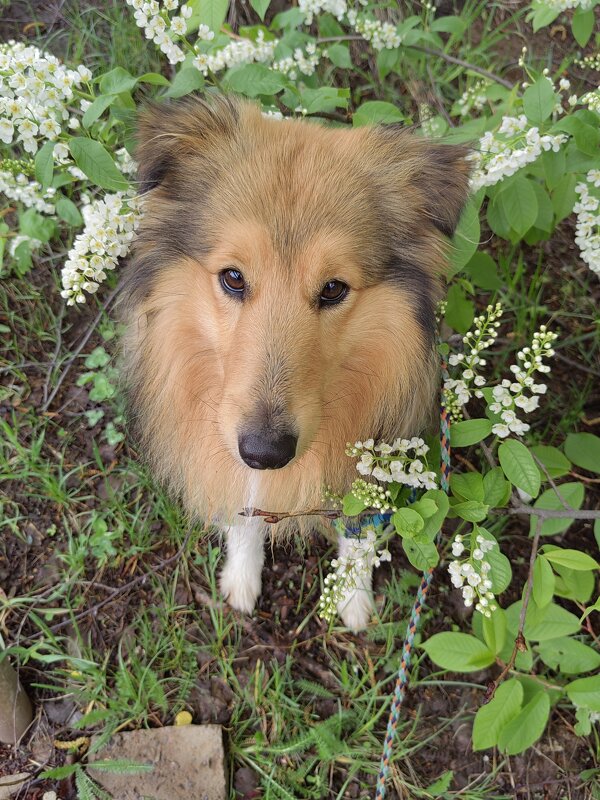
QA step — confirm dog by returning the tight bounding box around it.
[120,95,469,631]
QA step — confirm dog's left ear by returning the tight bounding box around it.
[414,140,472,237]
[373,126,472,238]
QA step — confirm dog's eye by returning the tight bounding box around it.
[220,268,246,298]
[319,280,349,307]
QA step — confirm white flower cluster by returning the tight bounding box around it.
[347,10,402,50]
[0,40,91,156]
[580,88,600,115]
[273,43,321,79]
[193,31,275,75]
[125,0,199,64]
[574,170,600,275]
[348,437,438,490]
[468,115,568,191]
[576,53,600,72]
[490,326,557,438]
[0,169,56,214]
[318,529,390,623]
[456,79,490,117]
[444,302,503,421]
[299,0,347,25]
[61,193,141,304]
[448,532,498,616]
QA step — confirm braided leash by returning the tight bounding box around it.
[375,365,451,799]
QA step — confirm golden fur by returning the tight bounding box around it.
[120,96,470,537]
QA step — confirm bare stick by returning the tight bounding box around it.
[42,284,120,412]
[485,517,543,703]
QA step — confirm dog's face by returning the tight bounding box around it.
[121,97,469,521]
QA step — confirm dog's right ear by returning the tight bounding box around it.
[135,95,242,193]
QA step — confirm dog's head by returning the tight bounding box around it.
[121,96,469,516]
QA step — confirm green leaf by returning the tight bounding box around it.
[165,67,205,98]
[530,5,560,31]
[85,346,110,369]
[564,432,600,474]
[581,596,600,622]
[482,608,506,655]
[342,493,367,517]
[392,508,424,537]
[197,0,229,31]
[402,537,439,571]
[430,15,466,34]
[565,675,600,711]
[532,555,555,608]
[83,94,116,128]
[475,527,512,594]
[572,7,594,47]
[99,66,138,95]
[507,599,581,641]
[34,141,55,189]
[553,563,595,604]
[451,418,492,448]
[444,283,474,334]
[19,208,56,242]
[449,199,481,275]
[451,471,484,502]
[497,176,538,238]
[69,138,129,192]
[523,77,557,125]
[551,173,577,222]
[421,632,495,673]
[327,43,353,70]
[56,195,83,227]
[300,86,349,114]
[530,445,572,479]
[498,439,540,498]
[250,0,270,20]
[138,72,170,86]
[529,482,585,537]
[352,101,403,126]
[537,637,600,674]
[463,252,502,290]
[543,549,599,571]
[483,467,511,507]
[226,63,288,97]
[450,500,489,522]
[472,679,523,751]
[419,489,449,540]
[409,498,438,519]
[497,691,550,755]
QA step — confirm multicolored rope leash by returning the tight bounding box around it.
[374,364,452,800]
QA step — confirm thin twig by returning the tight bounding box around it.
[506,506,600,520]
[42,304,65,407]
[240,507,343,523]
[41,284,120,412]
[24,531,192,641]
[485,516,543,702]
[316,36,513,89]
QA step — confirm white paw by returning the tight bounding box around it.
[220,564,261,615]
[337,588,373,632]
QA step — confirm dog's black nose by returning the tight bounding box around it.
[238,431,297,470]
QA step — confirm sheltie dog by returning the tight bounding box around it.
[121,95,469,631]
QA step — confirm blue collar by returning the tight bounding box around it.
[333,512,392,539]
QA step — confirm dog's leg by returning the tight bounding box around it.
[220,519,265,614]
[336,534,375,632]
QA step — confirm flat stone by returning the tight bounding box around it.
[88,725,226,800]
[0,772,30,799]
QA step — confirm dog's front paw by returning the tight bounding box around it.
[337,588,373,632]
[220,564,261,615]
